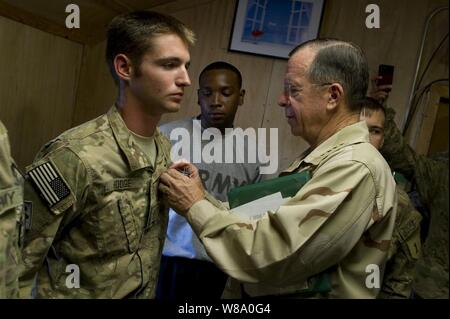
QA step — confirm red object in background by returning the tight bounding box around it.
[251,30,263,37]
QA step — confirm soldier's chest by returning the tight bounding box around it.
[79,163,168,255]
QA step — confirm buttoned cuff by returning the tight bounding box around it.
[186,199,219,234]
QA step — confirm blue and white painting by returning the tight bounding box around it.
[242,0,313,45]
[230,0,324,58]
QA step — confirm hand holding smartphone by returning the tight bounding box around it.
[377,64,394,92]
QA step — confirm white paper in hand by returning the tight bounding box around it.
[230,192,290,220]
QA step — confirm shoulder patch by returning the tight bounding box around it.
[28,161,71,207]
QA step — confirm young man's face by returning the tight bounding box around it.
[128,33,191,116]
[197,69,244,130]
[360,108,385,150]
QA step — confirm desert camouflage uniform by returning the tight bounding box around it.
[379,186,422,299]
[185,121,397,298]
[0,121,23,298]
[19,105,171,298]
[381,107,449,299]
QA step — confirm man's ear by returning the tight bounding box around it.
[114,54,133,83]
[239,89,246,106]
[197,89,201,106]
[326,83,344,111]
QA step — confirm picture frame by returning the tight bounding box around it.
[228,0,326,59]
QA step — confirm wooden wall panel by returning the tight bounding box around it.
[71,41,116,126]
[410,84,449,155]
[0,0,176,44]
[0,16,83,169]
[427,95,449,156]
[72,0,449,173]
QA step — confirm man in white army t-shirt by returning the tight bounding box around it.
[156,61,262,300]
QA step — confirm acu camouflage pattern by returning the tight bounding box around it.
[381,107,449,299]
[19,105,172,298]
[379,187,422,299]
[187,122,397,298]
[0,121,23,298]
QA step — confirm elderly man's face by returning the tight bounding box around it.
[278,48,328,142]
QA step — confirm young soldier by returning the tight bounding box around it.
[19,11,194,298]
[359,97,422,298]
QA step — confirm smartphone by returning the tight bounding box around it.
[377,64,394,91]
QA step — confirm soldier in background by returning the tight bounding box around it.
[0,120,23,298]
[371,78,449,299]
[156,61,261,300]
[358,97,422,298]
[18,11,194,298]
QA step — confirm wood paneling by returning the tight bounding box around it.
[0,0,89,43]
[427,95,449,156]
[0,0,177,44]
[409,84,449,155]
[71,41,116,126]
[0,16,83,169]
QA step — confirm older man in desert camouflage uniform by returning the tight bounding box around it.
[18,11,194,298]
[0,121,23,298]
[159,39,397,298]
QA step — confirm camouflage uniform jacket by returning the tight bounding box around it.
[379,187,422,299]
[381,107,449,299]
[186,121,397,298]
[19,105,171,298]
[0,121,23,298]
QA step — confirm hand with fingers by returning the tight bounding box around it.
[159,161,205,216]
[369,76,392,104]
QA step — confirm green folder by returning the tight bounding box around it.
[393,171,411,190]
[227,171,311,209]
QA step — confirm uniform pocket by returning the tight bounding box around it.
[403,231,421,260]
[398,213,422,260]
[96,194,139,255]
[118,197,139,253]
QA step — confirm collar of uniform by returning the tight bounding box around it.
[107,104,156,171]
[153,127,171,167]
[281,147,313,174]
[281,121,369,173]
[303,121,369,165]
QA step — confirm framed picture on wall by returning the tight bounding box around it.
[229,0,325,59]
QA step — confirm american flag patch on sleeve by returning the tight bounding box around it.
[28,162,71,207]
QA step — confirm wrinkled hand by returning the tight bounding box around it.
[369,76,392,104]
[159,161,205,216]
